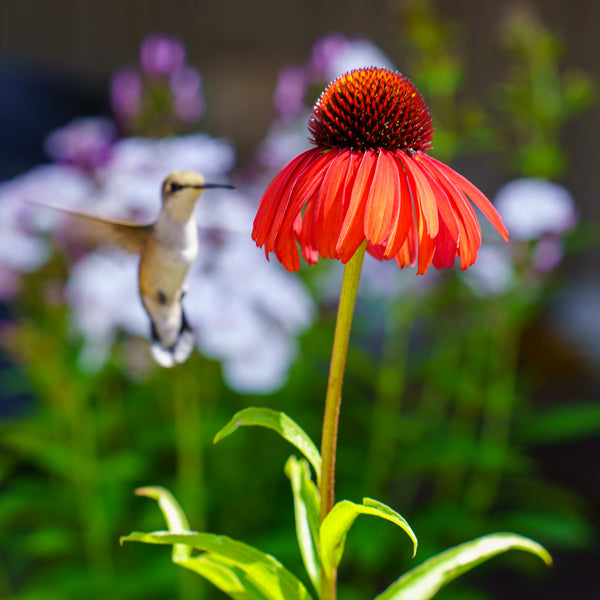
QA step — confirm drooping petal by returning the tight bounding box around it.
[383,154,414,258]
[314,149,352,259]
[422,154,508,242]
[418,154,482,269]
[276,149,337,244]
[395,219,417,268]
[295,188,320,265]
[364,150,400,245]
[252,149,317,251]
[336,149,378,262]
[412,159,460,268]
[401,153,439,238]
[273,221,301,271]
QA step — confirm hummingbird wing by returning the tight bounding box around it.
[39,205,152,254]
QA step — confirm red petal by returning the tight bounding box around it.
[413,159,460,268]
[418,153,481,269]
[314,149,352,259]
[423,154,508,242]
[253,149,317,250]
[295,188,320,265]
[401,154,439,238]
[277,149,337,242]
[384,153,414,258]
[364,150,400,245]
[395,220,417,268]
[336,149,377,262]
[274,223,301,271]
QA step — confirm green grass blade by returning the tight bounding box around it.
[375,532,552,600]
[214,408,322,481]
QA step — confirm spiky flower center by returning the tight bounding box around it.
[308,67,434,153]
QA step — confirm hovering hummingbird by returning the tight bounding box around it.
[48,171,234,367]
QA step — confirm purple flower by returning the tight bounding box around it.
[307,33,350,80]
[111,68,143,118]
[44,117,116,170]
[169,66,205,122]
[307,33,394,82]
[140,34,186,77]
[273,65,308,121]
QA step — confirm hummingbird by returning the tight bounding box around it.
[48,170,234,367]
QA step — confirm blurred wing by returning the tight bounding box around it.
[41,205,151,254]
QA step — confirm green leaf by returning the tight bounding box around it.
[178,553,272,599]
[320,498,417,578]
[121,531,314,600]
[285,456,321,594]
[375,532,552,600]
[135,486,191,562]
[519,402,600,444]
[214,408,322,481]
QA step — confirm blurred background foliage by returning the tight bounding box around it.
[0,1,599,599]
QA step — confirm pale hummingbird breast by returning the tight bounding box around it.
[139,218,198,299]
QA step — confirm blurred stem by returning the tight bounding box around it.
[0,557,14,598]
[173,363,211,599]
[365,297,416,495]
[432,321,486,505]
[319,243,366,600]
[173,366,206,529]
[62,374,115,587]
[463,313,520,515]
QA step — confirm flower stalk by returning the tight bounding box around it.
[319,242,367,600]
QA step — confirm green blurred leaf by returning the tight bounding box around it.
[374,532,551,600]
[501,510,593,549]
[121,531,314,600]
[519,402,600,444]
[320,498,417,578]
[214,408,322,481]
[285,456,321,594]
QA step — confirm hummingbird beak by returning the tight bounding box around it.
[193,183,236,190]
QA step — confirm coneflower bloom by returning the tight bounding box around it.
[253,67,508,273]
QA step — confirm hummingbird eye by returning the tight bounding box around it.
[169,182,184,193]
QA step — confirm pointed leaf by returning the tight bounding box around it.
[320,498,417,578]
[285,456,321,594]
[121,531,314,600]
[214,408,322,481]
[375,532,552,600]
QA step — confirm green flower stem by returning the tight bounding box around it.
[319,243,366,600]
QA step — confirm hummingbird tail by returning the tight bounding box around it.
[150,310,195,368]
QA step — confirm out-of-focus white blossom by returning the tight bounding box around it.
[464,245,516,297]
[0,126,315,393]
[0,164,96,298]
[67,252,147,369]
[494,178,577,241]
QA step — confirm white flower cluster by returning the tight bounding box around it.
[465,178,578,296]
[0,125,314,393]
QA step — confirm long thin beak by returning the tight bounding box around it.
[193,183,236,190]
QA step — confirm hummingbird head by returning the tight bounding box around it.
[161,171,235,220]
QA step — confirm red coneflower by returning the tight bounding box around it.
[253,67,508,273]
